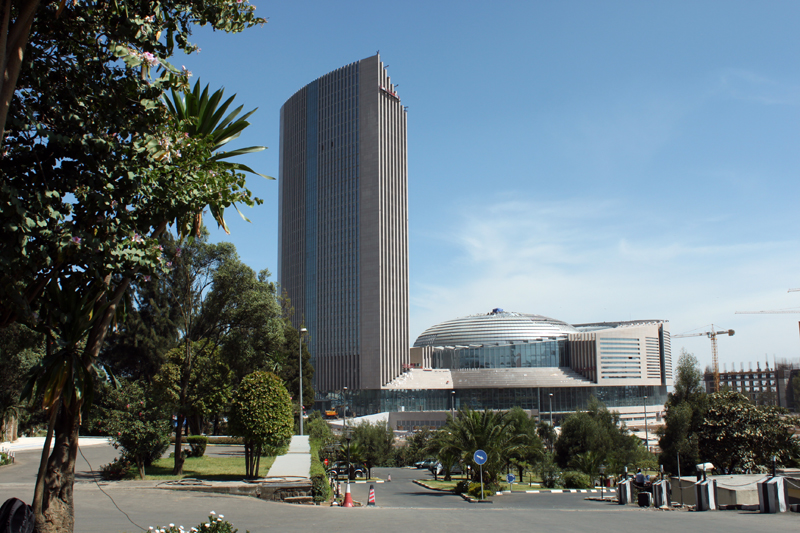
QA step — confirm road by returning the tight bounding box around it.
[0,446,797,532]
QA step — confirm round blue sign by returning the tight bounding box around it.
[473,449,487,465]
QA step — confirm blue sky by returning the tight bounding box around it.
[177,1,800,372]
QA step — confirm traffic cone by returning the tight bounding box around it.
[367,484,376,506]
[388,473,391,482]
[342,483,354,507]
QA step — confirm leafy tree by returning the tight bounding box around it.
[698,390,799,473]
[91,380,171,479]
[229,371,293,478]
[305,411,335,449]
[0,324,45,437]
[658,350,708,475]
[396,427,433,466]
[554,397,648,477]
[276,326,314,421]
[536,420,557,452]
[352,421,395,479]
[505,407,544,480]
[1,2,265,529]
[152,340,233,437]
[99,279,180,384]
[570,450,604,486]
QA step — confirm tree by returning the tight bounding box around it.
[276,326,314,422]
[0,324,45,438]
[396,427,433,466]
[536,420,557,452]
[1,2,265,530]
[554,397,648,477]
[658,350,708,475]
[229,371,293,479]
[437,407,526,488]
[697,390,799,473]
[505,407,544,480]
[351,421,395,479]
[91,380,171,479]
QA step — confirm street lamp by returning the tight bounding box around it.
[548,393,554,427]
[450,391,455,419]
[643,395,648,451]
[299,327,307,436]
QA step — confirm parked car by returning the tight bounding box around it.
[432,462,463,476]
[415,458,436,469]
[326,461,366,480]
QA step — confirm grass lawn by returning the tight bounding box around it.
[141,455,276,481]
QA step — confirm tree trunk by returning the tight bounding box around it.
[33,401,81,533]
[137,459,145,480]
[173,413,185,475]
[254,444,261,478]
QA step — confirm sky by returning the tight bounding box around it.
[175,1,800,372]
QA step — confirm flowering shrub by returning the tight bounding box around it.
[149,511,246,533]
[100,456,132,481]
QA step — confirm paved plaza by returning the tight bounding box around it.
[0,440,797,532]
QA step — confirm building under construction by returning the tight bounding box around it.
[704,360,800,410]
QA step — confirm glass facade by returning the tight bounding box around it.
[316,385,667,420]
[432,340,568,369]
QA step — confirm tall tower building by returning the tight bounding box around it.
[278,54,409,392]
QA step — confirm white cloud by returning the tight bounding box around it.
[410,195,800,369]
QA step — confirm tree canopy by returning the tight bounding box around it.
[229,371,293,478]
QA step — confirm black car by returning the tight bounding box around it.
[326,462,366,480]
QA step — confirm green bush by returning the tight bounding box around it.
[100,456,132,480]
[309,439,331,502]
[467,482,493,499]
[0,452,11,466]
[454,480,470,494]
[562,470,591,489]
[185,435,208,457]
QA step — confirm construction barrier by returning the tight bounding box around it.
[758,477,789,513]
[695,479,718,511]
[652,480,671,509]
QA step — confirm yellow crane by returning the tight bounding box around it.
[673,326,735,392]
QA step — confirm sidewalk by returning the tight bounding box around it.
[265,435,311,479]
[1,436,112,452]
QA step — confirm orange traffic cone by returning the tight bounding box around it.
[367,484,376,506]
[342,483,354,507]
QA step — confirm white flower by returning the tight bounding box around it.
[170,525,174,528]
[218,515,224,519]
[210,511,216,515]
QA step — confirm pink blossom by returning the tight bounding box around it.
[71,236,81,244]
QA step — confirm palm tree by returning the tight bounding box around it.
[438,407,527,488]
[164,80,272,238]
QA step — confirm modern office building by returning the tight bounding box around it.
[320,309,672,426]
[278,54,409,393]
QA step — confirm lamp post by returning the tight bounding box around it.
[299,327,307,436]
[643,395,648,451]
[548,393,554,427]
[450,391,455,419]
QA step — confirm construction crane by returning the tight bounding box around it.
[673,326,735,392]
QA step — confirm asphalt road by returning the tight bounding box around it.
[1,448,797,533]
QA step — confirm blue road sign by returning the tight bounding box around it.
[507,473,515,484]
[474,449,487,465]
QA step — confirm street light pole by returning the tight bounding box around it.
[548,393,553,427]
[643,395,648,451]
[299,327,307,436]
[451,390,455,419]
